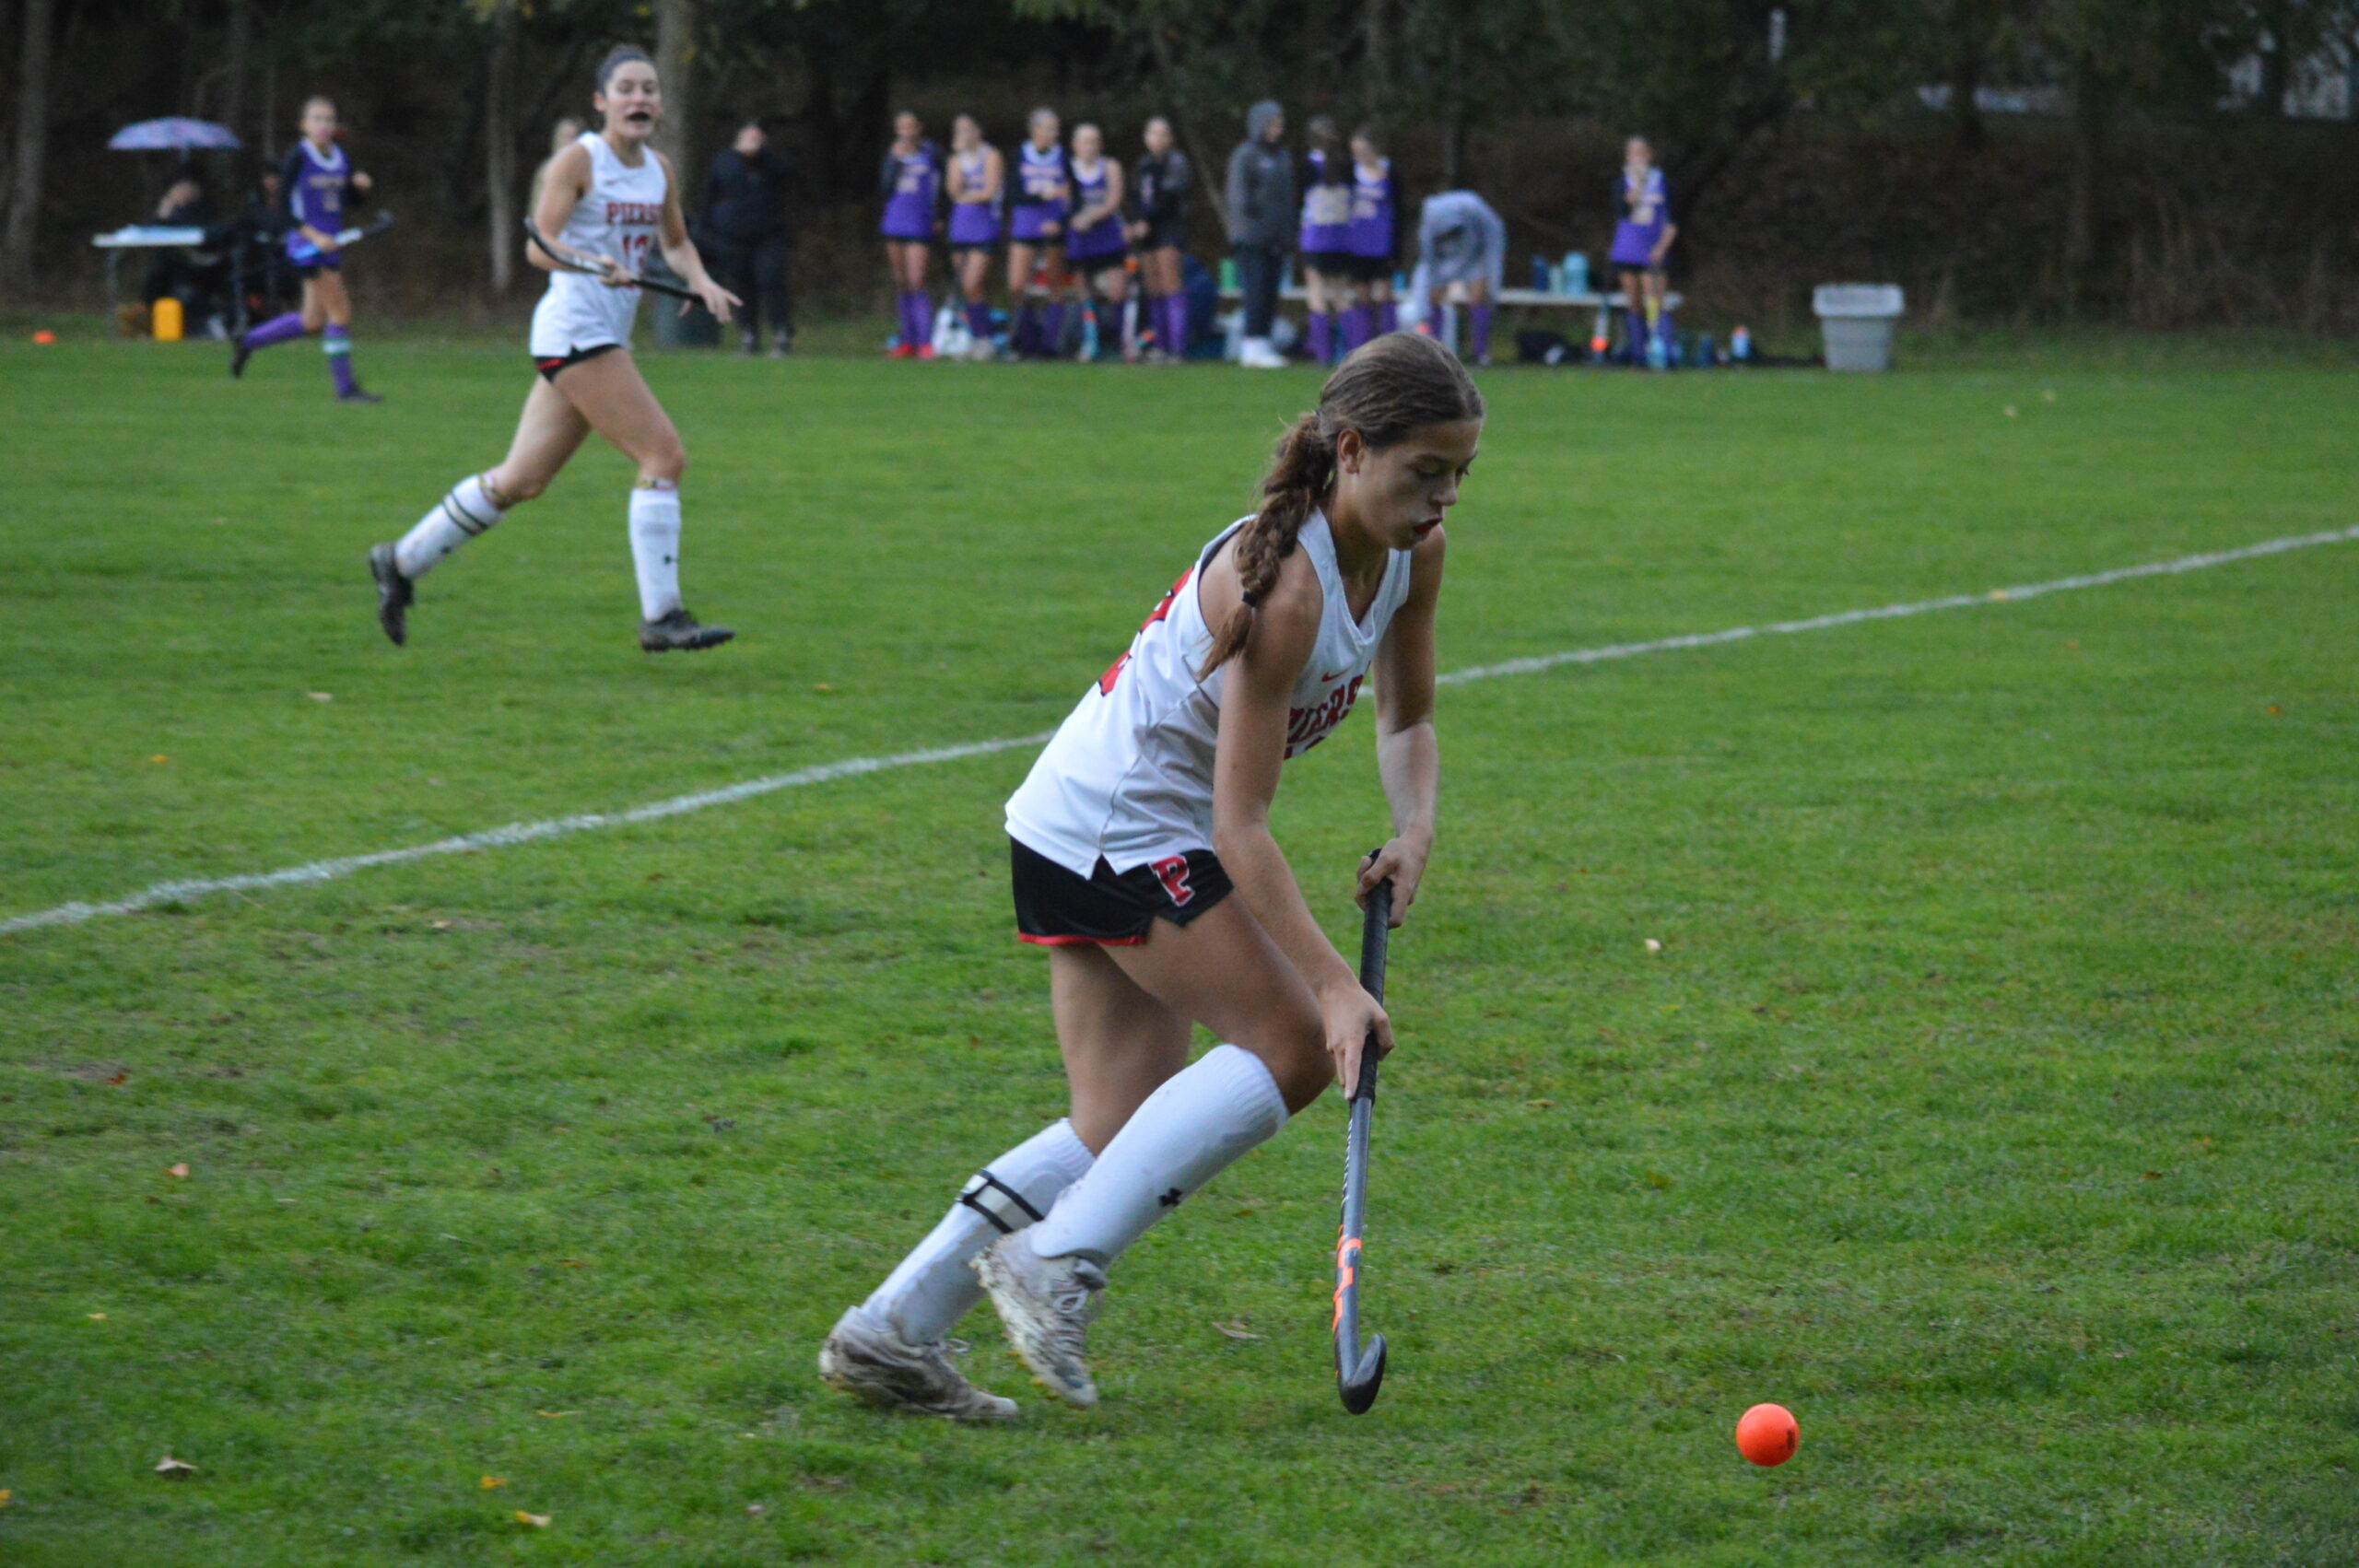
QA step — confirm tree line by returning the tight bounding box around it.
[4,0,2354,322]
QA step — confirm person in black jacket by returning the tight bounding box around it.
[702,117,795,356]
[1128,116,1191,362]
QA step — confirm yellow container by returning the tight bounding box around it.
[151,297,184,341]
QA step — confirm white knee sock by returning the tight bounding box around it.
[628,480,683,621]
[863,1118,1096,1343]
[1027,1044,1287,1268]
[394,474,507,579]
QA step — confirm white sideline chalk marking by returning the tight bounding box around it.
[6,524,2354,936]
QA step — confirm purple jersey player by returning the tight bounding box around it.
[1609,136,1678,365]
[945,113,1004,357]
[1064,123,1131,358]
[1346,126,1397,339]
[1005,108,1072,358]
[879,111,940,358]
[229,95,379,401]
[1297,118,1357,365]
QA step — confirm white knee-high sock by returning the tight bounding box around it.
[1027,1044,1287,1268]
[394,474,508,579]
[628,480,683,621]
[863,1118,1095,1342]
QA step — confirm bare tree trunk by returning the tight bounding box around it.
[1946,39,1986,152]
[1362,0,1391,120]
[1144,19,1230,234]
[486,7,518,293]
[224,0,254,145]
[2064,55,2108,313]
[654,0,699,182]
[2,0,57,291]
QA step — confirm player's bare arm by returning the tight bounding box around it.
[1365,524,1445,921]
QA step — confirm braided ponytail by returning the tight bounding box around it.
[1199,330,1484,677]
[1200,414,1333,674]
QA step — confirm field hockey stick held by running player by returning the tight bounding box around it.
[285,210,395,266]
[522,216,699,302]
[1334,864,1392,1415]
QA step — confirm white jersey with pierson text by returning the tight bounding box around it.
[1005,510,1414,878]
[529,132,668,359]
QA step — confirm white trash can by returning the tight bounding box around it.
[1813,284,1904,372]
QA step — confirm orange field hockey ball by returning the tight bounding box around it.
[1736,1402,1799,1467]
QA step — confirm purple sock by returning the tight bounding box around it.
[242,311,307,352]
[1040,303,1066,357]
[1164,295,1189,356]
[1625,310,1647,361]
[966,299,992,339]
[324,324,356,396]
[1378,301,1399,334]
[1342,305,1374,353]
[1308,312,1333,364]
[1469,305,1494,363]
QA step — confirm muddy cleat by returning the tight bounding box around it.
[368,544,413,647]
[638,606,734,653]
[974,1235,1105,1409]
[817,1306,1019,1422]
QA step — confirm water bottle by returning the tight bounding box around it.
[1080,302,1100,361]
[1219,256,1238,292]
[1645,331,1667,371]
[1697,333,1717,367]
[1731,325,1753,362]
[1563,252,1590,296]
[1531,255,1550,290]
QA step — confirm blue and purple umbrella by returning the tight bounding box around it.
[109,118,242,152]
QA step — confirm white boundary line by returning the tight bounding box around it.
[6,524,2353,937]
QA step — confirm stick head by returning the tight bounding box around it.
[1339,1332,1387,1414]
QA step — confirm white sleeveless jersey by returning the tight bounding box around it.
[529,133,668,358]
[1006,511,1414,877]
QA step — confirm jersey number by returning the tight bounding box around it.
[620,233,653,276]
[1097,569,1191,695]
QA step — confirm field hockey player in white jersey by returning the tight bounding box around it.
[367,47,740,653]
[819,333,1482,1418]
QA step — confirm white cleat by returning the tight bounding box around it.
[1238,336,1287,369]
[974,1235,1105,1409]
[816,1306,1019,1422]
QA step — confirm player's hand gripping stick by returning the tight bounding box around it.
[1333,866,1391,1415]
[522,217,699,302]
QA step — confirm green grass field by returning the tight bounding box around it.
[3,330,2355,1566]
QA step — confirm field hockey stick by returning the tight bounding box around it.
[285,210,394,265]
[1334,863,1392,1415]
[522,216,700,302]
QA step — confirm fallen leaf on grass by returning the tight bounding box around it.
[2141,1170,2164,1180]
[746,1503,767,1515]
[1,1489,13,1506]
[533,1410,579,1419]
[105,1071,127,1086]
[86,1312,107,1321]
[153,1456,197,1478]
[150,755,169,765]
[429,919,452,930]
[1642,1170,1674,1190]
[166,1163,191,1179]
[1213,1320,1262,1341]
[558,1258,586,1268]
[480,1475,507,1490]
[513,1510,551,1528]
[307,691,334,703]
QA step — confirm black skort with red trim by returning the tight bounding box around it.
[1010,837,1233,946]
[534,342,621,382]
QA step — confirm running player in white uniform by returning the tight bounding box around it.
[367,47,741,653]
[819,333,1483,1418]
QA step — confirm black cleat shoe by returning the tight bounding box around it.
[229,337,253,379]
[369,544,413,646]
[338,387,383,404]
[638,606,734,653]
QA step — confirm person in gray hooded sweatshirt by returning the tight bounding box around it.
[1225,100,1296,368]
